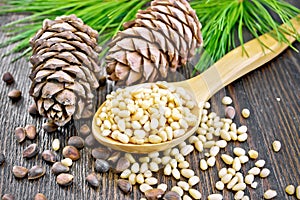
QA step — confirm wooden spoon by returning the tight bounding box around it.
[92,15,300,153]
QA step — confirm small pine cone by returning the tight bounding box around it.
[29,15,102,126]
[106,0,202,85]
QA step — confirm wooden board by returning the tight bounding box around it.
[0,4,299,200]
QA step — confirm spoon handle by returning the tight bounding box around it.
[189,14,300,102]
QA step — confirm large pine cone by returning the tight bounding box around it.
[106,0,202,85]
[29,15,102,126]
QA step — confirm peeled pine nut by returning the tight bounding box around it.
[263,189,277,199]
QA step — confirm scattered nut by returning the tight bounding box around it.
[117,179,132,194]
[43,122,58,133]
[2,194,15,200]
[34,193,47,200]
[8,89,21,101]
[15,127,26,143]
[225,106,236,119]
[296,185,300,199]
[248,150,258,159]
[62,146,80,161]
[12,166,28,178]
[2,72,14,84]
[42,150,57,163]
[95,159,110,173]
[28,103,39,116]
[163,191,181,200]
[51,162,70,175]
[107,151,121,163]
[56,173,74,186]
[23,143,39,159]
[79,124,90,137]
[145,188,165,200]
[25,124,37,140]
[260,168,270,178]
[91,147,111,160]
[84,134,97,147]
[115,157,130,173]
[208,193,223,200]
[28,166,46,180]
[86,172,99,187]
[67,136,85,149]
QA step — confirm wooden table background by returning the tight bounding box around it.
[0,2,299,200]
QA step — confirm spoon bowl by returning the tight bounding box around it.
[93,15,300,153]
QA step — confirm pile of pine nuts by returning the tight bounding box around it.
[113,96,288,200]
[96,82,198,144]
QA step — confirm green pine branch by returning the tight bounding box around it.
[0,0,299,72]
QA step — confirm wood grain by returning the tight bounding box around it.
[0,5,299,200]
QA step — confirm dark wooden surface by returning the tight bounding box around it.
[0,6,299,200]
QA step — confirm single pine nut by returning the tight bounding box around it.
[178,181,190,191]
[248,150,258,159]
[200,159,208,171]
[263,189,277,199]
[169,159,178,168]
[241,109,250,118]
[239,155,249,164]
[188,176,200,186]
[227,176,239,190]
[221,174,233,184]
[221,154,234,165]
[215,181,225,190]
[183,195,192,200]
[195,141,204,152]
[236,172,244,183]
[149,162,159,172]
[143,170,152,178]
[227,168,236,175]
[164,164,171,176]
[140,163,148,173]
[129,173,136,185]
[232,157,242,171]
[136,174,145,184]
[248,167,261,175]
[210,146,220,157]
[233,147,246,156]
[131,163,140,174]
[145,177,157,185]
[260,168,270,178]
[245,174,254,185]
[218,168,227,178]
[180,145,194,156]
[296,185,300,199]
[61,158,72,167]
[171,186,184,197]
[222,96,232,105]
[216,140,227,148]
[157,183,168,192]
[232,183,246,191]
[172,168,181,180]
[272,140,281,152]
[207,157,216,167]
[52,139,60,151]
[208,194,223,200]
[285,185,295,195]
[189,189,202,199]
[251,182,258,189]
[237,133,248,142]
[234,190,244,200]
[255,160,266,168]
[237,125,247,134]
[181,169,195,179]
[139,183,153,193]
[120,169,131,179]
[242,196,250,200]
[178,161,189,169]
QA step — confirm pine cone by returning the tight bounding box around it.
[29,15,102,126]
[106,0,202,85]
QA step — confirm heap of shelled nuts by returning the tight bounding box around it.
[95,82,198,145]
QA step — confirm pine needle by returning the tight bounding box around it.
[0,0,299,69]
